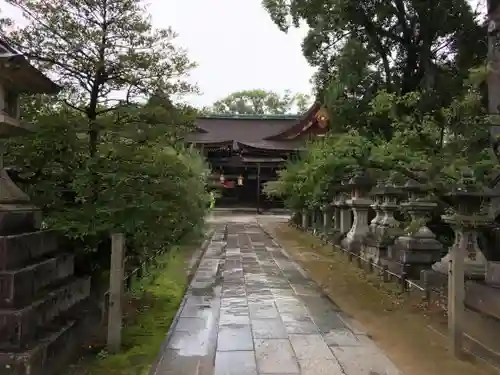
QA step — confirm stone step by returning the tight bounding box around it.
[0,319,82,375]
[0,230,58,271]
[0,276,90,350]
[0,205,41,236]
[0,253,75,308]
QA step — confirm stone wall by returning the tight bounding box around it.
[0,208,91,375]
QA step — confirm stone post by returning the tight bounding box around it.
[338,178,353,235]
[432,172,496,279]
[365,181,404,264]
[369,181,385,236]
[322,203,332,234]
[341,170,375,253]
[391,179,443,278]
[361,180,383,262]
[333,192,342,232]
[301,208,309,229]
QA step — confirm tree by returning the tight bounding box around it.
[6,0,196,198]
[206,89,312,115]
[263,0,487,136]
[4,0,209,270]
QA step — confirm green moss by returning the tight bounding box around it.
[87,248,190,375]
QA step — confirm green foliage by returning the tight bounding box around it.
[269,74,497,212]
[82,248,190,375]
[265,133,371,210]
[263,0,486,97]
[263,0,494,216]
[7,98,209,268]
[4,0,208,271]
[205,89,312,115]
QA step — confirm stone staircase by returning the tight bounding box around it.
[0,208,91,375]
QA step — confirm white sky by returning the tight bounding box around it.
[1,0,315,108]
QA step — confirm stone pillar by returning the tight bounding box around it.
[369,181,385,236]
[432,172,495,279]
[366,182,404,264]
[361,181,384,262]
[333,193,342,232]
[391,179,443,278]
[341,171,374,253]
[313,207,322,233]
[322,204,332,234]
[338,186,352,235]
[301,209,309,229]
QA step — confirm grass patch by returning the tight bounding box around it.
[77,246,194,375]
[263,222,499,375]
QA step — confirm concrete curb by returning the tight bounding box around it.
[148,230,215,375]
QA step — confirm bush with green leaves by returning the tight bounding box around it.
[267,74,497,215]
[7,99,209,273]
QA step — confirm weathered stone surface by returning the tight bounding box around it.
[0,231,58,271]
[151,218,402,375]
[0,253,74,308]
[0,319,84,375]
[0,206,40,237]
[486,261,500,287]
[0,276,90,349]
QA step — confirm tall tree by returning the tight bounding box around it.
[6,0,195,200]
[6,0,195,158]
[206,89,312,115]
[263,0,487,116]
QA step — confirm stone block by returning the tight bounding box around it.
[486,261,500,288]
[0,205,40,236]
[0,231,58,271]
[0,319,84,375]
[0,253,75,308]
[465,280,500,321]
[0,276,90,350]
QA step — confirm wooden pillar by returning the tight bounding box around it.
[256,163,261,214]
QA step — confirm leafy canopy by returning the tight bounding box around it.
[205,89,312,115]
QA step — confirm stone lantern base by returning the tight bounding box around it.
[390,233,444,279]
[432,250,488,279]
[0,169,91,375]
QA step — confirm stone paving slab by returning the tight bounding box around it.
[151,218,402,375]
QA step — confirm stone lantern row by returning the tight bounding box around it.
[300,170,497,281]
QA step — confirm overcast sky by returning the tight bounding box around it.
[2,0,487,108]
[148,0,316,107]
[2,0,316,108]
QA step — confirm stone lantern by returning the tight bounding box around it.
[0,39,59,233]
[341,170,375,253]
[0,39,91,375]
[432,171,496,279]
[336,176,353,236]
[391,179,443,278]
[369,180,385,235]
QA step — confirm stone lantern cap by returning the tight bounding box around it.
[0,38,61,95]
[369,180,386,197]
[338,174,354,192]
[347,170,374,188]
[404,178,422,192]
[445,170,500,219]
[449,170,495,198]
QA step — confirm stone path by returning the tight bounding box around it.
[151,219,402,375]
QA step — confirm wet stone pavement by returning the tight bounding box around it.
[152,219,402,375]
